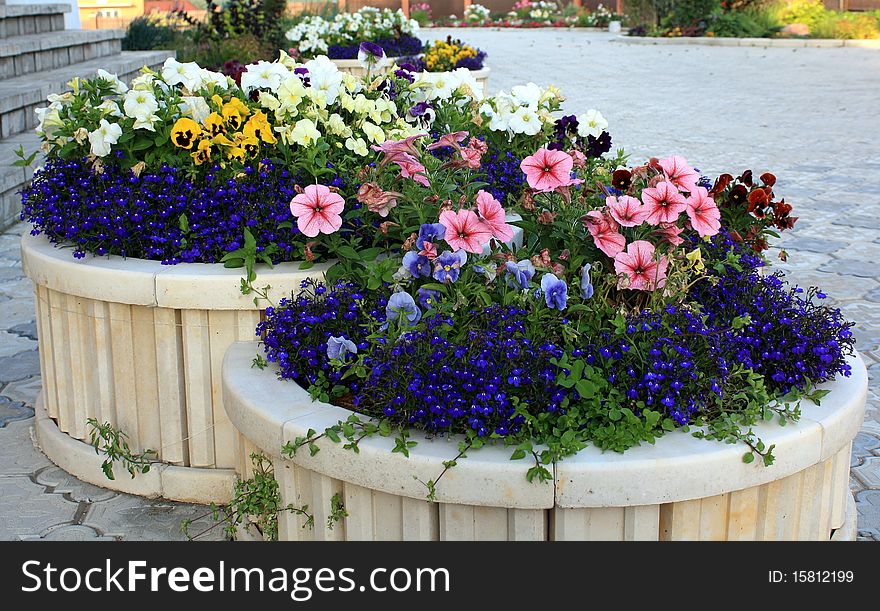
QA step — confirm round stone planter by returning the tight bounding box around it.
[21,231,330,504]
[329,58,491,94]
[222,341,866,541]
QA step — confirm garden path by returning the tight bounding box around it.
[0,30,878,540]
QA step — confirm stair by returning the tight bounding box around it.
[0,1,174,230]
[0,3,69,39]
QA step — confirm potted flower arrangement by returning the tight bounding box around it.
[218,115,864,540]
[403,36,491,94]
[284,7,423,77]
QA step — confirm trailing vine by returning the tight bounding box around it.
[86,418,157,480]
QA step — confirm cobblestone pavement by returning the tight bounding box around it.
[1,30,879,540]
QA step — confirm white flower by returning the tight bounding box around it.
[276,75,307,110]
[508,106,542,136]
[511,83,543,108]
[361,120,385,144]
[97,99,123,117]
[179,96,211,123]
[422,71,460,101]
[326,113,351,137]
[240,61,290,94]
[200,69,229,89]
[96,69,128,94]
[130,72,156,91]
[123,90,159,121]
[357,43,389,71]
[451,68,484,101]
[161,58,205,91]
[345,137,368,156]
[576,109,608,139]
[35,107,63,138]
[290,118,321,147]
[88,119,122,157]
[305,56,344,106]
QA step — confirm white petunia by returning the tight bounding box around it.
[200,69,229,89]
[305,56,344,106]
[451,68,484,101]
[240,61,290,94]
[35,107,63,138]
[97,99,123,117]
[511,82,543,108]
[422,71,461,101]
[179,96,211,123]
[130,72,156,91]
[290,118,321,147]
[576,109,608,139]
[88,119,122,157]
[96,69,128,94]
[123,90,159,121]
[508,106,542,136]
[161,58,205,91]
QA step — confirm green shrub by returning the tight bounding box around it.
[121,16,178,51]
[707,7,781,37]
[772,0,827,28]
[662,0,723,31]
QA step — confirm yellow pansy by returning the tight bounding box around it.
[221,98,251,130]
[233,131,261,158]
[191,140,212,165]
[203,112,225,137]
[243,111,277,144]
[171,118,201,149]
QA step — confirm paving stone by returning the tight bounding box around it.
[0,297,34,327]
[0,276,32,300]
[818,258,880,278]
[0,349,39,383]
[0,329,36,357]
[0,476,79,540]
[19,524,117,541]
[853,456,880,489]
[0,394,32,426]
[1,375,41,406]
[8,321,37,340]
[785,237,846,254]
[0,418,51,476]
[82,494,227,541]
[34,465,118,503]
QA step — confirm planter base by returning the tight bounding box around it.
[34,393,237,505]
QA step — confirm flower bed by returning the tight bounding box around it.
[435,2,626,29]
[222,342,866,540]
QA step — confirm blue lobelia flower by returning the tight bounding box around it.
[402,251,431,278]
[433,250,467,283]
[417,287,440,310]
[417,222,447,250]
[541,273,568,310]
[326,335,358,360]
[580,263,594,299]
[386,291,422,326]
[505,259,536,289]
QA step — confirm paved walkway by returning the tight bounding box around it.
[1,30,878,540]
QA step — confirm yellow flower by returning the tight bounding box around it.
[203,112,225,138]
[227,147,246,162]
[191,139,212,165]
[171,118,201,149]
[233,131,261,158]
[686,248,705,272]
[243,111,277,144]
[221,98,251,131]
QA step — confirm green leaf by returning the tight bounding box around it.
[335,245,362,261]
[742,452,755,464]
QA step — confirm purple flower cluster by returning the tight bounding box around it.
[20,157,346,263]
[547,114,612,158]
[257,279,387,393]
[479,148,527,204]
[326,35,424,60]
[359,306,568,437]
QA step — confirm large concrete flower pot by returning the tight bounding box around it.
[21,231,330,504]
[222,341,866,541]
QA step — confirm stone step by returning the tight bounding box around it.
[0,4,70,39]
[0,28,124,79]
[1,47,173,139]
[0,49,175,229]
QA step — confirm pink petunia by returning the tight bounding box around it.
[658,155,700,193]
[613,240,668,291]
[460,146,483,169]
[654,223,684,247]
[427,131,469,151]
[520,148,575,192]
[372,133,427,158]
[290,184,345,238]
[584,210,626,258]
[476,190,514,243]
[439,209,493,254]
[419,241,438,260]
[387,151,430,187]
[607,195,648,227]
[685,187,721,237]
[641,181,688,226]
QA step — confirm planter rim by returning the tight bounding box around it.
[328,57,491,77]
[222,341,867,509]
[20,230,332,310]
